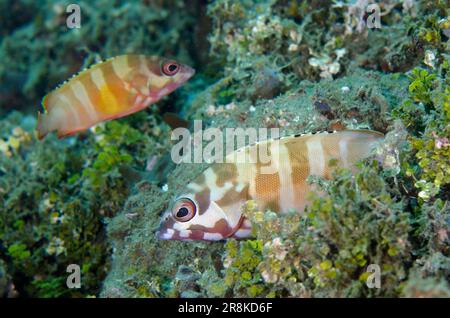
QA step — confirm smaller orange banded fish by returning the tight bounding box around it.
[37,55,194,140]
[157,130,383,241]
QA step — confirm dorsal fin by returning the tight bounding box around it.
[40,56,120,113]
[229,129,383,157]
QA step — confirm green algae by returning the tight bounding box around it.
[0,114,157,297]
[101,69,447,298]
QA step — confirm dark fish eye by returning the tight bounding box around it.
[176,207,189,218]
[172,197,196,222]
[162,61,180,76]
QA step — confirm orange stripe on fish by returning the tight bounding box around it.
[37,55,195,140]
[157,130,383,241]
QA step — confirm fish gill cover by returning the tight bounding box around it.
[0,0,448,298]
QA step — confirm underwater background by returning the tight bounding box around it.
[0,0,448,298]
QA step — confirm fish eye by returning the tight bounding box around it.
[172,197,196,222]
[162,61,180,76]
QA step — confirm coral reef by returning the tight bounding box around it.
[102,0,448,298]
[102,70,448,297]
[204,0,442,101]
[0,112,161,296]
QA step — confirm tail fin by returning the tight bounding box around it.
[36,112,49,140]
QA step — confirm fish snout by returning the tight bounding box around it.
[156,228,173,240]
[180,64,195,81]
[156,212,174,240]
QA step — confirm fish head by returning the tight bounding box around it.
[159,57,195,87]
[141,56,195,99]
[157,190,241,241]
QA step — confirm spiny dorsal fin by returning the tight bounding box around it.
[234,129,383,154]
[41,56,118,113]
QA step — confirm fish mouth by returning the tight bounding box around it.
[156,227,206,241]
[156,229,171,240]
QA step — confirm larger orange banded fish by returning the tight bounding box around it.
[37,55,194,140]
[157,130,383,241]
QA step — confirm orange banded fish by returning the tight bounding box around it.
[157,130,383,241]
[37,55,194,140]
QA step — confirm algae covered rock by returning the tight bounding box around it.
[0,112,163,297]
[100,69,428,297]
